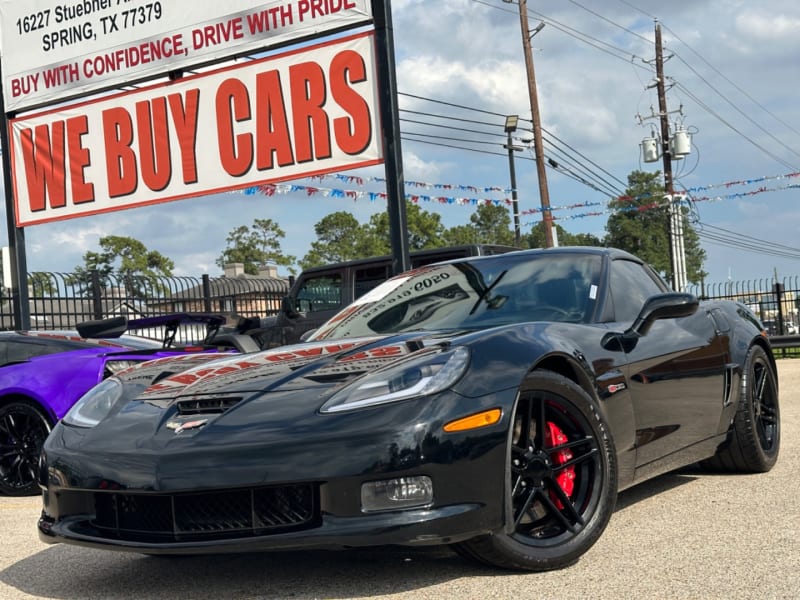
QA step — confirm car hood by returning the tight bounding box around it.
[128,331,456,403]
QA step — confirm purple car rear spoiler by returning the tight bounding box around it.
[76,312,227,344]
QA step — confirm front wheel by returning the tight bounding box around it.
[454,370,618,571]
[0,400,53,496]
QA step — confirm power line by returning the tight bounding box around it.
[473,0,799,176]
[398,92,626,198]
[672,81,798,172]
[564,0,651,43]
[660,22,800,140]
[696,222,800,260]
[668,51,800,163]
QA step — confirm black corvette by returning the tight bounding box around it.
[37,247,780,571]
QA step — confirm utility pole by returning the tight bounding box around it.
[654,22,687,291]
[508,0,554,247]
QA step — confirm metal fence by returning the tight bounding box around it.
[1,271,290,338]
[689,277,800,336]
[4,269,799,345]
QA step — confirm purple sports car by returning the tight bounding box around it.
[0,313,254,496]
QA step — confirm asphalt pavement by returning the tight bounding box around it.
[1,360,799,600]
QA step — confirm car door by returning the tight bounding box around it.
[608,258,727,471]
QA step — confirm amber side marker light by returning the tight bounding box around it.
[443,408,502,432]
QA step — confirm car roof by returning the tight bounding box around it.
[435,245,641,264]
[297,244,519,275]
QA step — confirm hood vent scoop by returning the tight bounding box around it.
[177,396,242,416]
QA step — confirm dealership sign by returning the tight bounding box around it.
[0,0,373,112]
[9,31,382,227]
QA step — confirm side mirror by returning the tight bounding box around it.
[299,328,317,342]
[628,292,699,337]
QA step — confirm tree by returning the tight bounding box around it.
[28,272,57,297]
[300,212,381,269]
[526,222,603,249]
[444,203,516,247]
[605,170,706,285]
[301,202,523,269]
[368,202,447,251]
[68,235,175,297]
[217,218,296,275]
[0,267,56,298]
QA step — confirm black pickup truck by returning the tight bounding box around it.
[251,244,516,348]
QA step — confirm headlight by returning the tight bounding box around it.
[320,346,470,413]
[63,378,124,428]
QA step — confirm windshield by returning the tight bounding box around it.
[311,253,602,341]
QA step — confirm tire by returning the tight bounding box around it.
[703,345,780,473]
[0,400,53,496]
[454,370,617,571]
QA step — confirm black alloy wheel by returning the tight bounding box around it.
[455,370,617,571]
[0,401,52,496]
[750,349,780,459]
[703,344,780,473]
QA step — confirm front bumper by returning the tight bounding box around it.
[38,500,494,554]
[38,388,514,553]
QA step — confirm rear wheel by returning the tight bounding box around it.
[0,400,52,496]
[703,345,779,472]
[454,370,617,571]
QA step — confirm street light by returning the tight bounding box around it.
[504,115,522,246]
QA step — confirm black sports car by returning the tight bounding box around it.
[37,247,780,571]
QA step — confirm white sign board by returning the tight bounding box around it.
[0,0,373,111]
[9,30,382,226]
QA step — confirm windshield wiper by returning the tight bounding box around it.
[469,270,508,315]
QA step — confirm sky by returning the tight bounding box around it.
[3,0,800,287]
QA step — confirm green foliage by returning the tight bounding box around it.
[68,235,175,297]
[300,202,526,268]
[367,203,447,250]
[526,222,603,249]
[300,212,382,269]
[444,203,516,247]
[605,170,706,284]
[216,218,296,275]
[300,203,448,268]
[28,272,56,297]
[0,267,55,298]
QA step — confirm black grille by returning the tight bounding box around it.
[176,397,241,415]
[93,484,318,542]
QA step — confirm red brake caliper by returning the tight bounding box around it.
[545,421,575,508]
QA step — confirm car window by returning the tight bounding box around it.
[1,337,85,364]
[295,273,342,312]
[609,259,665,323]
[354,265,390,300]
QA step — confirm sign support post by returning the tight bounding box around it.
[372,0,410,275]
[0,65,30,330]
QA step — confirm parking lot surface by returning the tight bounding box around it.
[2,360,799,600]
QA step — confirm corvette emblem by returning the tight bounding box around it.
[607,383,627,394]
[166,419,208,434]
